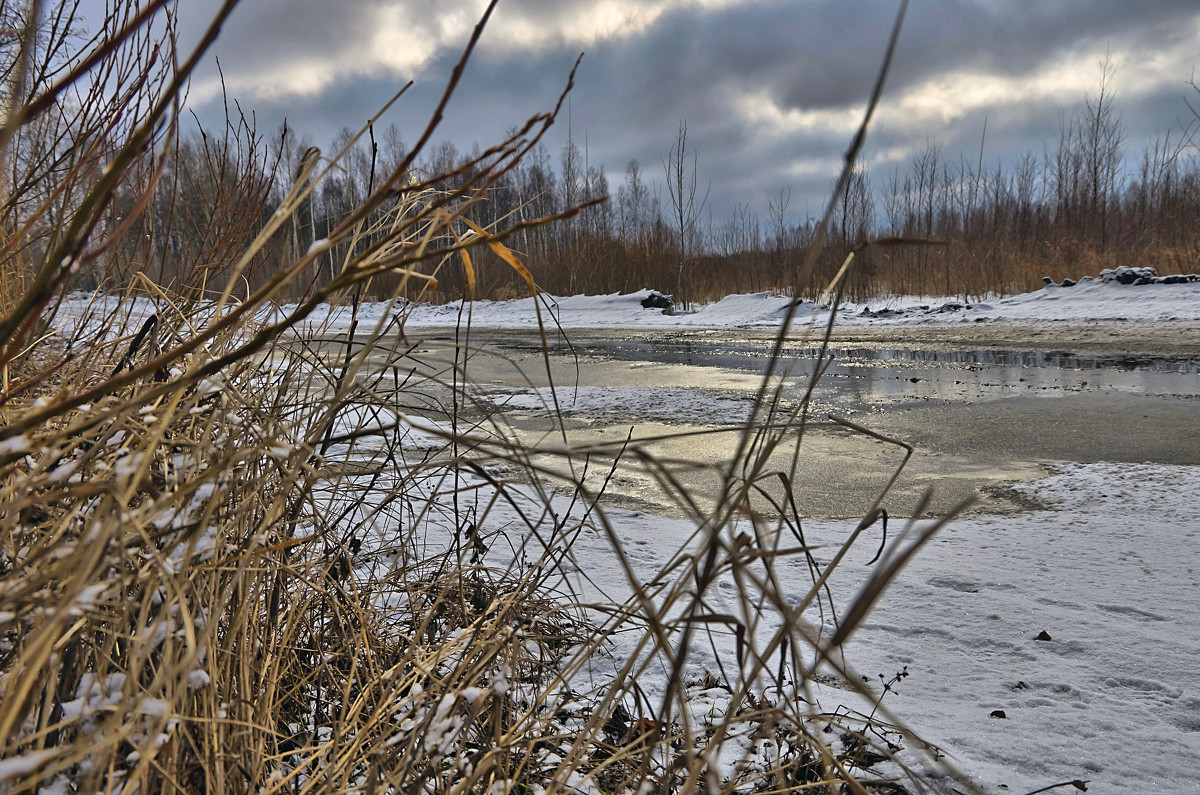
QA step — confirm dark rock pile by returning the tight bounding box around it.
[1097,266,1198,286]
[640,291,673,311]
[1042,266,1198,287]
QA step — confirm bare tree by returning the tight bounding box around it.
[767,186,792,292]
[560,130,583,289]
[835,167,874,246]
[1050,54,1124,250]
[663,120,708,309]
[1081,53,1124,249]
[617,158,649,245]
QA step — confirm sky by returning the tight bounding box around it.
[110,1,1200,222]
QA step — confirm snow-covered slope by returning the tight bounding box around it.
[57,267,1200,339]
[284,273,1200,333]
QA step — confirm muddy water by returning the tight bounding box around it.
[371,327,1200,519]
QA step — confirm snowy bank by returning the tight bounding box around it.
[55,266,1200,341]
[293,270,1200,333]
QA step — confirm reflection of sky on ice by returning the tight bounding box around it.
[535,338,1200,417]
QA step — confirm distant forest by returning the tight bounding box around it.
[93,70,1200,304]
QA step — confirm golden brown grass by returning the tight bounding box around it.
[0,2,988,793]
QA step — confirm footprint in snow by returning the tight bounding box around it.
[1096,603,1168,621]
[926,576,981,593]
[927,576,1016,593]
[1102,676,1182,699]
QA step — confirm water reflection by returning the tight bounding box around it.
[532,336,1200,411]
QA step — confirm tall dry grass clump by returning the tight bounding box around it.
[0,2,979,793]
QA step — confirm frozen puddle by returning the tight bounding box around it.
[450,332,1200,520]
[521,335,1200,408]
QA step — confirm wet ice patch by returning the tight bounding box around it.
[479,386,757,425]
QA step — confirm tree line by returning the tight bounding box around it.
[90,65,1200,304]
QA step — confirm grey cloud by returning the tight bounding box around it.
[181,0,1200,222]
[881,0,1200,96]
[180,0,383,65]
[177,0,454,92]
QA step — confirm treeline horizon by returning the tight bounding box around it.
[93,68,1200,304]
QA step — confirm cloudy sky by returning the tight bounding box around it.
[152,0,1200,221]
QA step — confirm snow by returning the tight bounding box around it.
[580,468,1198,790]
[266,277,1200,333]
[319,406,1199,791]
[814,462,1200,792]
[264,275,1197,792]
[0,434,29,456]
[39,274,1200,791]
[0,750,58,784]
[53,266,1200,344]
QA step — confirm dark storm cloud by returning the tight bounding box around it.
[894,0,1200,77]
[178,0,383,71]
[178,0,1200,222]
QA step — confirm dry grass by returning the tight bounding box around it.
[0,2,988,793]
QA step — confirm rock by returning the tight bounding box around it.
[1094,266,1199,286]
[1035,630,1052,641]
[640,291,673,311]
[1043,276,1055,285]
[990,709,1008,719]
[859,307,905,319]
[1101,266,1157,285]
[1060,278,1076,287]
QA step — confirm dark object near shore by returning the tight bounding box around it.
[1100,266,1199,286]
[641,291,673,311]
[1035,630,1052,641]
[990,710,1007,719]
[860,306,906,318]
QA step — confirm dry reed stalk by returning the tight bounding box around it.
[0,2,986,793]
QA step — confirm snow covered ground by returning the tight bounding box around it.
[557,461,1200,793]
[52,273,1200,792]
[814,462,1200,792]
[57,264,1200,338]
[264,267,1200,334]
[327,275,1192,793]
[332,426,1200,793]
